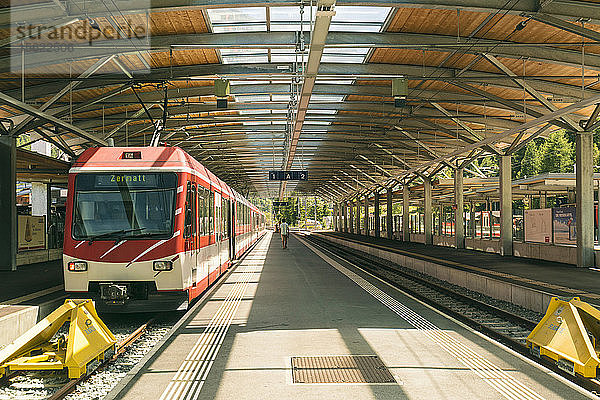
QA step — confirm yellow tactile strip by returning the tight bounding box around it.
[291,355,396,384]
[157,237,269,400]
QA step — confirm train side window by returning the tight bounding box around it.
[199,187,205,235]
[222,198,228,239]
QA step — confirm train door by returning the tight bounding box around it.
[192,184,198,289]
[228,199,235,261]
[214,190,222,274]
[184,182,195,290]
[198,186,208,290]
[207,186,214,286]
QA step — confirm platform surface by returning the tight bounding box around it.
[115,231,593,400]
[322,231,600,302]
[0,260,63,303]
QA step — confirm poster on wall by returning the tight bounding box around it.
[18,215,46,251]
[553,207,576,245]
[524,208,552,243]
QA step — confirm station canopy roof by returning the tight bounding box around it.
[3,0,600,199]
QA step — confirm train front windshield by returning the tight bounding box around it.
[72,172,178,240]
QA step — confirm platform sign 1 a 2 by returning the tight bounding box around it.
[269,171,308,181]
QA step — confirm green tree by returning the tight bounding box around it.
[520,141,541,178]
[539,130,573,173]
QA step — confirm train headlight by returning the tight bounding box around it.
[68,261,88,272]
[153,260,173,271]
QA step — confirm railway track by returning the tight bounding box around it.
[303,233,600,395]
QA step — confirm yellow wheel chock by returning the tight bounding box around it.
[0,299,116,379]
[527,297,600,377]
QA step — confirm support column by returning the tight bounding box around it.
[597,186,600,246]
[577,131,594,267]
[332,204,336,231]
[0,135,16,270]
[344,203,348,233]
[455,168,465,249]
[363,196,369,236]
[424,179,432,245]
[539,191,546,209]
[386,188,393,240]
[355,201,360,235]
[349,202,354,234]
[402,185,410,241]
[499,155,513,256]
[374,192,380,238]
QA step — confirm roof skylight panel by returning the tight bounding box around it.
[315,79,355,85]
[207,7,267,33]
[220,49,268,64]
[270,6,314,31]
[271,94,294,101]
[321,48,368,64]
[311,94,345,102]
[308,109,338,114]
[235,94,271,103]
[329,6,391,32]
[332,6,390,23]
[304,120,332,125]
[271,48,303,63]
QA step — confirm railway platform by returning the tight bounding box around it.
[108,231,592,400]
[316,232,600,307]
[0,260,63,304]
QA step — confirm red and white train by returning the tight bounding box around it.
[62,146,266,312]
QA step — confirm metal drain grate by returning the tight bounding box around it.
[291,355,396,384]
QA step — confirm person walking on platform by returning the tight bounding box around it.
[280,219,290,249]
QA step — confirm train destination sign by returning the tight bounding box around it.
[268,170,308,181]
[272,201,289,207]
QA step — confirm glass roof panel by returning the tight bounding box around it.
[213,25,266,33]
[230,80,271,85]
[304,120,332,125]
[239,109,266,115]
[315,79,355,85]
[235,94,270,102]
[321,55,366,63]
[308,109,338,114]
[271,94,292,101]
[271,55,298,62]
[329,23,383,33]
[323,48,369,55]
[208,8,266,33]
[311,94,345,102]
[270,23,303,32]
[208,7,266,23]
[221,55,268,64]
[332,6,391,23]
[270,6,304,21]
[220,48,268,64]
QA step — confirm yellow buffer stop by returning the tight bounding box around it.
[527,297,600,377]
[0,299,116,379]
